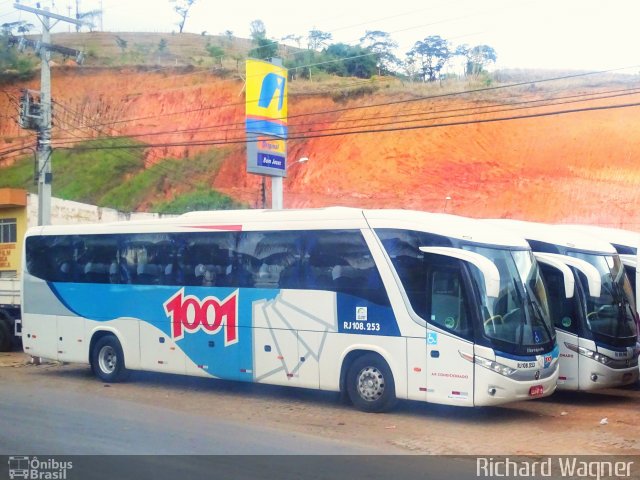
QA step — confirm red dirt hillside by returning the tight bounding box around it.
[2,67,640,230]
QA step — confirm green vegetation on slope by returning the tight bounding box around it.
[0,155,34,188]
[100,148,245,212]
[153,188,243,214]
[52,138,145,203]
[0,138,245,213]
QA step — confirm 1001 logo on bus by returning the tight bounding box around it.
[163,288,239,345]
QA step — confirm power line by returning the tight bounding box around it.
[52,99,640,152]
[69,64,640,133]
[45,79,640,147]
[45,84,640,148]
[42,98,231,193]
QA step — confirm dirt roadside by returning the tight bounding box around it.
[1,351,638,455]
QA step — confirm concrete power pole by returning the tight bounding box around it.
[13,4,83,226]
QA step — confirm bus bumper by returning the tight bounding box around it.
[577,360,639,390]
[474,364,559,406]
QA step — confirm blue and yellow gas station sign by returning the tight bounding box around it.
[245,59,288,138]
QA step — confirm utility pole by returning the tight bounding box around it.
[13,3,83,226]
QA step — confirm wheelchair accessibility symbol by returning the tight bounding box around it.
[427,332,438,346]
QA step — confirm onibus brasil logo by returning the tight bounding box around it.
[8,456,72,479]
[163,288,239,345]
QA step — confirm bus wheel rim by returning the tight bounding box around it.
[98,345,117,374]
[357,366,384,401]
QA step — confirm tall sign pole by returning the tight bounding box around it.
[245,58,288,209]
[13,4,82,225]
[38,9,52,226]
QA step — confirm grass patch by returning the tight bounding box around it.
[0,138,242,213]
[152,188,245,214]
[0,155,35,190]
[100,149,232,211]
[51,137,145,204]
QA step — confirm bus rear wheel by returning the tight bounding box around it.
[91,334,128,382]
[346,353,396,412]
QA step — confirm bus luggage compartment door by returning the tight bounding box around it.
[56,315,86,363]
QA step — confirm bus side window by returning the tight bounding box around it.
[428,267,469,334]
[304,230,390,306]
[238,231,303,289]
[177,232,237,287]
[539,264,579,334]
[80,235,118,284]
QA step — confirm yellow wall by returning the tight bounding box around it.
[0,206,27,275]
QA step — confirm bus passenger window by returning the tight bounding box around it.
[238,231,303,289]
[79,235,119,284]
[304,230,390,306]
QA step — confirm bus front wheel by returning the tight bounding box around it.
[346,353,396,413]
[91,334,129,382]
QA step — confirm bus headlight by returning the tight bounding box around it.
[474,355,517,377]
[565,342,611,366]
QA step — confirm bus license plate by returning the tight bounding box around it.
[529,385,544,397]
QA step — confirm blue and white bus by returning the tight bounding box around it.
[22,208,558,411]
[489,220,639,390]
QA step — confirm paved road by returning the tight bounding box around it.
[0,383,386,455]
[0,376,478,480]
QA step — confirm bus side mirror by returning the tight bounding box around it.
[419,246,500,299]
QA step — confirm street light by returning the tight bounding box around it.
[443,195,452,213]
[289,156,309,168]
[272,156,310,210]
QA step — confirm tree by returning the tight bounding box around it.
[220,30,234,48]
[467,44,497,76]
[248,19,278,60]
[307,29,332,51]
[250,37,278,60]
[206,44,224,66]
[325,43,377,78]
[171,0,196,33]
[359,30,399,75]
[158,38,168,53]
[402,50,419,83]
[77,9,102,32]
[249,19,267,40]
[282,34,303,49]
[409,35,451,82]
[115,36,128,55]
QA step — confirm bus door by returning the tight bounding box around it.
[535,253,579,389]
[420,248,480,406]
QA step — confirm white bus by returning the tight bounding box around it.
[563,225,639,314]
[489,220,639,390]
[22,208,558,412]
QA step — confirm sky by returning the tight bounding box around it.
[2,0,640,71]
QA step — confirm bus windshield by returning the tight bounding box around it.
[567,252,637,341]
[463,246,555,353]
